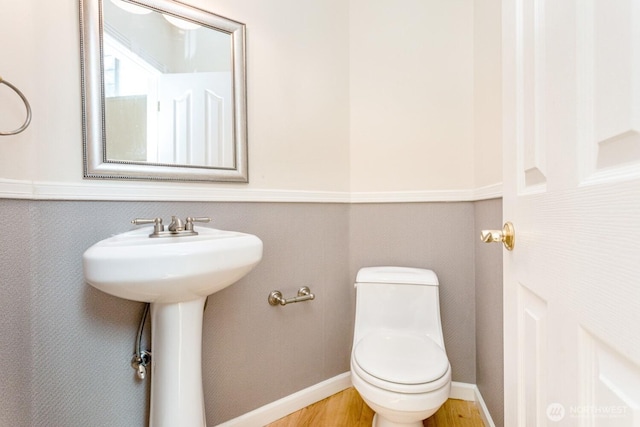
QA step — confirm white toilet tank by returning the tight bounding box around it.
[353,266,445,350]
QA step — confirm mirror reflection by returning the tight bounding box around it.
[103,0,235,168]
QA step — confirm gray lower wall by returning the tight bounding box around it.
[0,198,503,426]
[474,198,504,427]
[0,200,31,426]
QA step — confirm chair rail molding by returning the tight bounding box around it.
[0,178,502,203]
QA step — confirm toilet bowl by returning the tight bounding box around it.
[350,266,451,427]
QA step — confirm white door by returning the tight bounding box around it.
[156,72,234,167]
[502,0,640,425]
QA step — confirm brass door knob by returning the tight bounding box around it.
[480,222,515,251]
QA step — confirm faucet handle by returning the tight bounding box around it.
[185,217,211,231]
[131,217,164,234]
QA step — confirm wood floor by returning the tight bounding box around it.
[266,387,484,427]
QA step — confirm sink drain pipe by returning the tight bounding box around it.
[131,303,152,380]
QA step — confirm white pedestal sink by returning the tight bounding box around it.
[83,225,262,427]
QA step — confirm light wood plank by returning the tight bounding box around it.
[423,398,484,427]
[266,387,484,427]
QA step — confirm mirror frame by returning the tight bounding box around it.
[79,0,248,182]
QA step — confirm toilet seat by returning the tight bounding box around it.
[352,331,450,394]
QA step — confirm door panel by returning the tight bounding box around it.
[518,284,548,426]
[517,0,547,191]
[580,330,640,427]
[157,72,233,167]
[577,0,640,181]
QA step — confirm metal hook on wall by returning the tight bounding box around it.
[0,76,32,136]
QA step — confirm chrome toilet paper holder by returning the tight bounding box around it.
[268,286,315,306]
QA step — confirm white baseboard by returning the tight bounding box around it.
[450,381,496,427]
[215,375,496,427]
[450,381,478,401]
[473,385,497,427]
[215,372,352,427]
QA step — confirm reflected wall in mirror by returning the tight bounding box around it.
[80,0,248,182]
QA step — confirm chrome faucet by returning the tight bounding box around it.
[168,216,185,232]
[131,216,211,238]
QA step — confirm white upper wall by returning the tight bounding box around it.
[474,0,503,189]
[0,0,501,201]
[349,0,476,193]
[0,1,38,183]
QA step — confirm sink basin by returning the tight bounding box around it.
[83,226,263,303]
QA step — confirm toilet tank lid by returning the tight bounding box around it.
[356,266,439,286]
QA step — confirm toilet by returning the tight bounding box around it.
[350,266,451,427]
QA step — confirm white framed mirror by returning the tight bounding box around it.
[80,0,248,182]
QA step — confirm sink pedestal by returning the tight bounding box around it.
[149,297,207,427]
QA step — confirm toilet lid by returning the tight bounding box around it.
[354,331,449,385]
